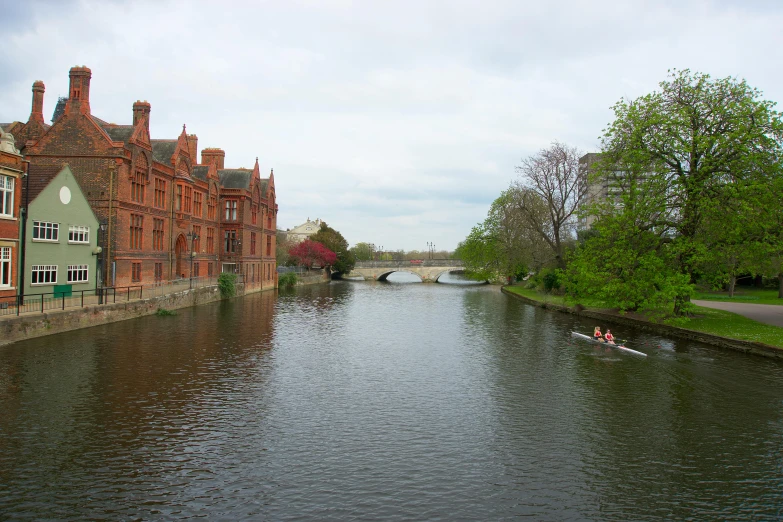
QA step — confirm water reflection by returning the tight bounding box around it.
[0,283,782,520]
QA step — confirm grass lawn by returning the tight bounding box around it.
[505,285,783,349]
[688,306,783,348]
[504,286,610,309]
[693,287,783,305]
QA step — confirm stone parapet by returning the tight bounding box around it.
[1,282,269,346]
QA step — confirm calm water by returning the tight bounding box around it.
[1,277,782,520]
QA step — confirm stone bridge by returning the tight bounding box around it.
[348,259,465,283]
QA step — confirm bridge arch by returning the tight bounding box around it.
[376,270,424,282]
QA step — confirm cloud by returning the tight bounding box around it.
[2,0,782,251]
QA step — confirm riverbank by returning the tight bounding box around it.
[0,275,330,346]
[501,286,783,359]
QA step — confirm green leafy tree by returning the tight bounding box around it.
[311,222,356,275]
[350,242,374,261]
[566,210,693,319]
[456,189,548,281]
[455,224,504,281]
[593,69,783,313]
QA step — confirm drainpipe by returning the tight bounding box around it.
[169,177,175,279]
[106,162,114,286]
[17,159,30,303]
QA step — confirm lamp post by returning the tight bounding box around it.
[231,237,242,279]
[94,219,108,304]
[187,230,199,289]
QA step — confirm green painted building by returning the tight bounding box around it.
[24,165,100,297]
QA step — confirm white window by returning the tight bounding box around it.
[0,247,10,287]
[0,175,13,217]
[68,225,90,244]
[32,221,59,242]
[31,265,57,285]
[67,264,89,283]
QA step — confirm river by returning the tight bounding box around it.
[1,277,782,520]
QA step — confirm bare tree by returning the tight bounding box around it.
[513,141,586,269]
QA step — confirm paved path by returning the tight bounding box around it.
[692,300,783,328]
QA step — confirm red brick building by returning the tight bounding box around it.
[8,66,277,290]
[0,130,25,300]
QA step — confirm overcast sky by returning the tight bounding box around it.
[1,0,781,252]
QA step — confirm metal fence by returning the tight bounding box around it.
[0,273,248,318]
[1,286,143,317]
[277,266,309,274]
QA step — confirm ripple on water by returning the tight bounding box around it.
[1,282,782,520]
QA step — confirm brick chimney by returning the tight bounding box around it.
[30,81,45,124]
[132,100,151,138]
[187,134,198,163]
[201,148,225,170]
[66,66,92,115]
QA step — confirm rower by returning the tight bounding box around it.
[593,327,604,342]
[604,329,615,345]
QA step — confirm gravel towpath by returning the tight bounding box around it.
[692,300,783,328]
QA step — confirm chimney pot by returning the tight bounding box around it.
[30,81,46,124]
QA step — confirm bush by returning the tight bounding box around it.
[155,307,176,316]
[279,272,298,288]
[534,268,563,293]
[218,272,237,299]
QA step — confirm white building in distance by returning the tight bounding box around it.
[286,218,322,244]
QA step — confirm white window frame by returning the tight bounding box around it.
[32,221,59,242]
[31,265,57,285]
[0,175,13,217]
[68,225,90,244]
[67,264,89,283]
[0,246,11,287]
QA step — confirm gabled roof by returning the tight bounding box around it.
[151,139,178,165]
[219,169,252,189]
[26,163,67,203]
[191,165,209,181]
[90,115,110,126]
[102,124,134,144]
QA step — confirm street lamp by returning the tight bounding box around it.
[187,230,199,289]
[231,237,242,278]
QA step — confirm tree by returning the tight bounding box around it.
[455,189,549,281]
[276,230,293,266]
[513,141,587,269]
[350,242,374,261]
[597,69,783,311]
[567,206,693,319]
[288,239,337,269]
[311,222,356,275]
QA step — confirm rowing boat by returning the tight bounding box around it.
[570,332,647,357]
